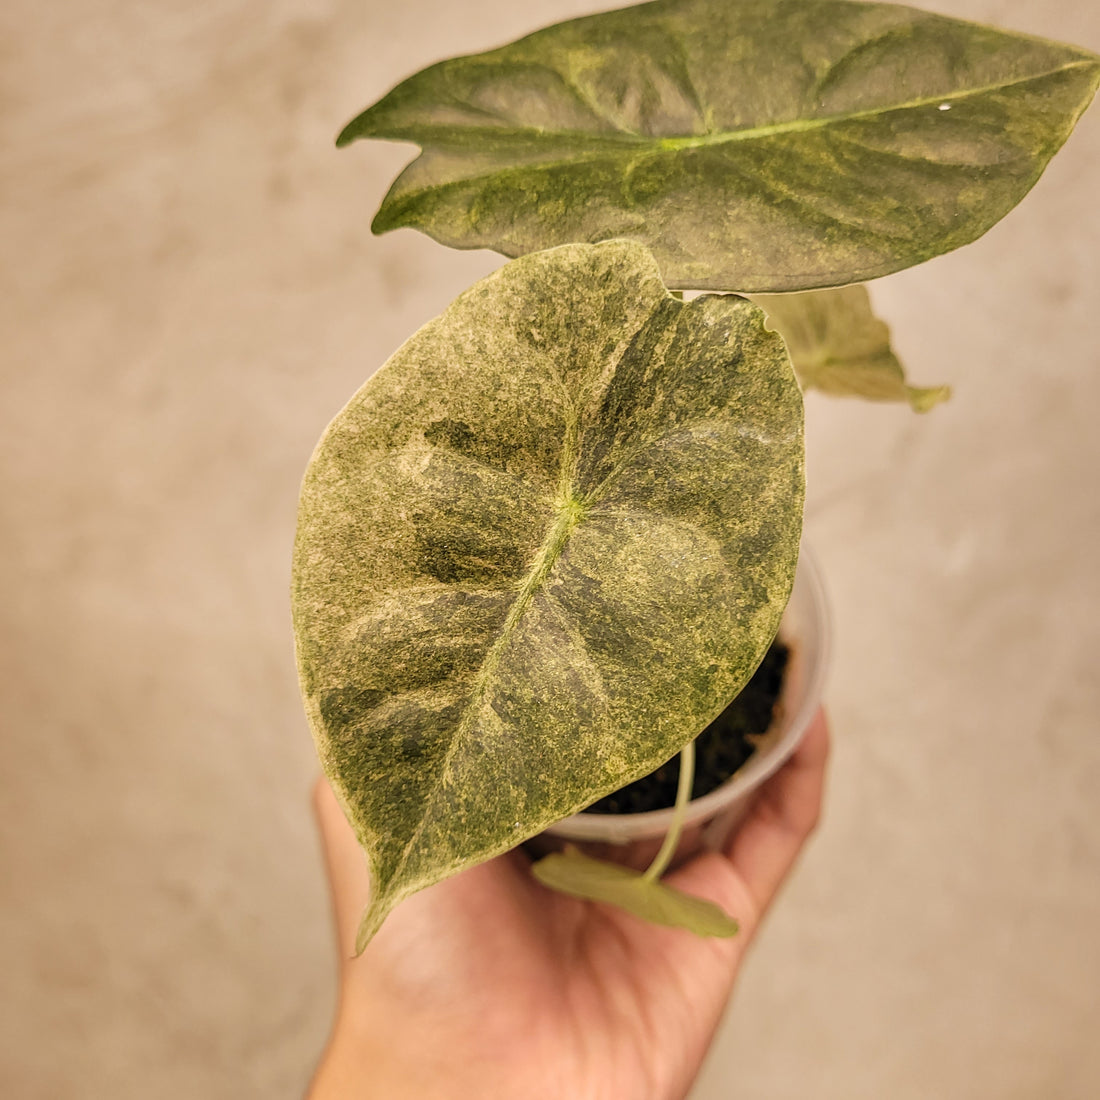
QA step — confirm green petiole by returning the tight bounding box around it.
[642,739,695,883]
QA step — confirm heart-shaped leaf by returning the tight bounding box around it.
[532,847,739,936]
[339,0,1099,292]
[292,242,803,946]
[752,285,950,411]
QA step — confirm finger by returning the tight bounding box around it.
[725,708,829,915]
[311,777,372,960]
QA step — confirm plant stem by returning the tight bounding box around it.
[642,739,695,882]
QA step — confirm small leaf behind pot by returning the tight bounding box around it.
[292,241,803,946]
[751,285,950,411]
[339,0,1100,291]
[532,847,739,937]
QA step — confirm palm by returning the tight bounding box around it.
[312,710,827,1100]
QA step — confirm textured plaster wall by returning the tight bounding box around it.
[1,1,1098,1097]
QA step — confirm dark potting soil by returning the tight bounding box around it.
[581,640,790,815]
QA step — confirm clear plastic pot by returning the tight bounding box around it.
[526,544,831,872]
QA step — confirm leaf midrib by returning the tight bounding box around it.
[378,399,778,900]
[381,406,588,900]
[366,60,1097,156]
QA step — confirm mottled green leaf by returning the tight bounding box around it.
[752,285,950,411]
[339,0,1099,292]
[292,242,803,946]
[531,847,739,936]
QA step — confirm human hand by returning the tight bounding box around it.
[308,709,829,1100]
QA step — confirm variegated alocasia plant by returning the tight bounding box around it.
[295,0,1098,947]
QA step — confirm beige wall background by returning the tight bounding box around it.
[2,1,1098,1096]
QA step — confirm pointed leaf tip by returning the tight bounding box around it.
[353,897,394,955]
[906,384,953,413]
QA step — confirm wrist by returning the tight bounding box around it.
[309,1010,491,1100]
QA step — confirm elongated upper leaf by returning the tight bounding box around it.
[752,285,950,410]
[292,242,803,944]
[339,0,1100,292]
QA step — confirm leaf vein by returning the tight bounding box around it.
[374,60,1095,153]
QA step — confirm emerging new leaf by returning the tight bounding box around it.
[338,0,1100,291]
[752,285,950,411]
[532,848,739,937]
[292,242,804,946]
